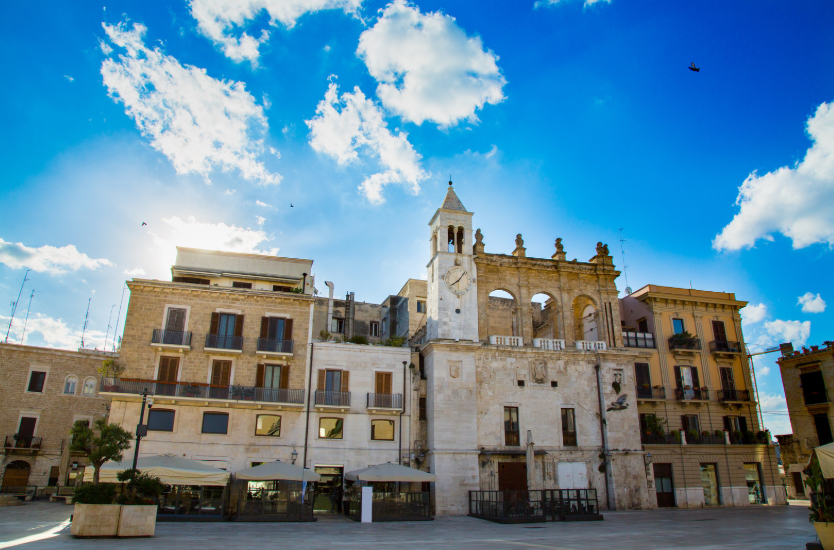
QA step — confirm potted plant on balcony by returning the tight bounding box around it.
[98,359,125,392]
[805,456,834,548]
[669,331,697,349]
[181,383,201,398]
[732,430,743,444]
[756,431,770,444]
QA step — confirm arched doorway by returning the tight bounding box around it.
[530,292,559,339]
[581,305,598,341]
[2,461,31,490]
[487,290,518,338]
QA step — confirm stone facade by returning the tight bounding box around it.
[0,343,110,488]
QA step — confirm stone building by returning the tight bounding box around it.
[0,343,111,490]
[619,285,784,507]
[311,292,384,344]
[777,340,834,500]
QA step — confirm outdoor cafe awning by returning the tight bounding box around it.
[82,455,230,486]
[813,442,834,479]
[344,463,437,483]
[234,461,321,482]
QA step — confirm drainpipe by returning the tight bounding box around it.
[325,281,335,337]
[302,273,308,294]
[302,300,316,472]
[595,364,615,510]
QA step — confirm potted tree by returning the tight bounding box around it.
[69,418,133,537]
[806,456,834,548]
[98,359,125,392]
[115,469,164,537]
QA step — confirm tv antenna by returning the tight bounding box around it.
[19,289,37,344]
[618,229,631,295]
[111,284,128,352]
[4,269,30,343]
[80,298,91,349]
[103,304,116,351]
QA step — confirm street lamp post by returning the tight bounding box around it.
[132,389,153,470]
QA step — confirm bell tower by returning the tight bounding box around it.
[426,181,479,342]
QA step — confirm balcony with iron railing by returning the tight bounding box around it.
[204,334,244,352]
[674,388,710,401]
[636,386,666,400]
[4,435,42,452]
[98,378,304,406]
[366,393,403,410]
[151,329,192,348]
[709,340,743,354]
[640,433,677,445]
[256,338,294,355]
[717,389,751,403]
[668,336,701,352]
[315,390,351,408]
[802,388,830,406]
[623,332,655,349]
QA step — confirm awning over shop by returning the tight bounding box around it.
[813,442,834,479]
[344,463,437,483]
[82,455,230,486]
[234,461,320,482]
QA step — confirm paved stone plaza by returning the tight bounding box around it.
[0,502,818,549]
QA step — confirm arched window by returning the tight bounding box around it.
[64,376,78,395]
[582,305,598,341]
[447,226,455,252]
[456,227,464,253]
[81,377,96,397]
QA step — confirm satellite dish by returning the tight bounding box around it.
[625,286,633,295]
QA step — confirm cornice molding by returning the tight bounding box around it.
[128,280,315,303]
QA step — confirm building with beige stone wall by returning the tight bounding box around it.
[777,340,834,500]
[0,343,111,491]
[619,285,784,507]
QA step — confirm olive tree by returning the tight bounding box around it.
[70,418,133,484]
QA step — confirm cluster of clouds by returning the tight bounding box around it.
[742,290,826,357]
[1,313,108,351]
[0,238,112,275]
[714,100,834,251]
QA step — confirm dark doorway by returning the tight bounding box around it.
[653,463,675,508]
[313,466,343,514]
[498,462,528,491]
[793,472,805,497]
[815,414,834,445]
[2,461,31,490]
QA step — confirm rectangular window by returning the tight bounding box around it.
[255,415,281,437]
[416,301,426,313]
[27,371,47,393]
[639,413,655,434]
[682,414,700,434]
[17,417,37,439]
[64,377,77,395]
[419,397,427,420]
[635,363,651,391]
[232,281,253,289]
[382,319,388,335]
[273,285,292,292]
[165,308,187,332]
[325,370,342,392]
[331,318,345,333]
[724,415,742,435]
[744,463,765,504]
[173,276,209,285]
[719,367,736,391]
[371,419,395,441]
[801,370,828,405]
[319,418,343,439]
[147,409,175,432]
[712,320,728,342]
[700,464,720,506]
[637,318,649,333]
[672,318,685,334]
[263,365,282,389]
[815,414,833,445]
[370,322,380,337]
[202,412,229,434]
[504,407,520,446]
[211,360,232,387]
[561,408,577,446]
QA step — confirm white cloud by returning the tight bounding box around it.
[755,319,812,348]
[188,0,362,64]
[798,292,826,313]
[323,44,331,52]
[101,21,279,185]
[306,82,428,204]
[714,101,834,251]
[758,393,792,435]
[357,0,505,127]
[64,75,74,82]
[743,303,767,325]
[98,37,113,55]
[225,188,236,195]
[534,0,611,7]
[123,267,146,277]
[256,216,266,226]
[269,147,281,159]
[256,200,273,208]
[1,313,108,351]
[0,238,113,275]
[758,365,771,376]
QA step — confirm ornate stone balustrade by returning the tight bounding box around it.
[532,338,566,351]
[489,335,523,347]
[575,340,607,351]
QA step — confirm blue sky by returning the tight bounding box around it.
[1,0,833,434]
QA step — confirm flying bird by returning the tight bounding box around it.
[290,204,294,207]
[141,222,147,226]
[689,62,700,72]
[607,394,628,412]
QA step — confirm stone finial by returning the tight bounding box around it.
[551,238,566,261]
[512,233,526,258]
[596,242,605,256]
[473,228,485,255]
[591,242,613,265]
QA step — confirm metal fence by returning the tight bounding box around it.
[100,378,304,405]
[204,334,244,351]
[156,485,227,521]
[367,393,403,409]
[315,391,351,407]
[469,489,602,523]
[3,436,42,450]
[635,387,665,399]
[256,338,294,354]
[235,480,314,522]
[345,491,431,521]
[152,329,192,347]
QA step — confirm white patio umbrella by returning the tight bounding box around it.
[82,455,230,486]
[344,463,436,483]
[234,461,320,482]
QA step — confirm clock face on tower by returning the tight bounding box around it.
[444,266,472,296]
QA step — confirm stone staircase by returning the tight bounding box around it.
[0,494,23,506]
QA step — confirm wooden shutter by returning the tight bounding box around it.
[680,415,688,432]
[234,315,244,337]
[158,357,179,382]
[212,361,231,386]
[691,368,700,389]
[673,366,682,389]
[256,364,265,388]
[382,373,392,394]
[210,312,220,335]
[280,367,290,389]
[341,370,350,392]
[166,308,186,332]
[635,363,650,387]
[712,320,727,342]
[318,370,326,391]
[260,318,268,339]
[375,372,384,393]
[283,319,294,341]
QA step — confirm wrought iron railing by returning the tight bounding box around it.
[640,433,677,445]
[469,489,601,523]
[717,389,751,402]
[709,340,743,354]
[315,390,351,407]
[99,378,304,404]
[151,329,192,347]
[687,434,727,445]
[674,388,709,401]
[256,338,294,354]
[803,389,830,406]
[623,332,655,348]
[668,337,701,351]
[204,334,244,351]
[372,492,431,521]
[3,436,42,450]
[636,386,665,399]
[367,393,403,409]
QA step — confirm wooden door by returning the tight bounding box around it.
[2,462,31,490]
[17,417,37,439]
[653,463,675,507]
[166,308,187,332]
[498,462,528,491]
[375,372,392,394]
[712,320,728,342]
[157,357,179,396]
[210,361,232,399]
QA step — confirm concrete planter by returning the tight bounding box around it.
[815,522,834,550]
[71,503,157,538]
